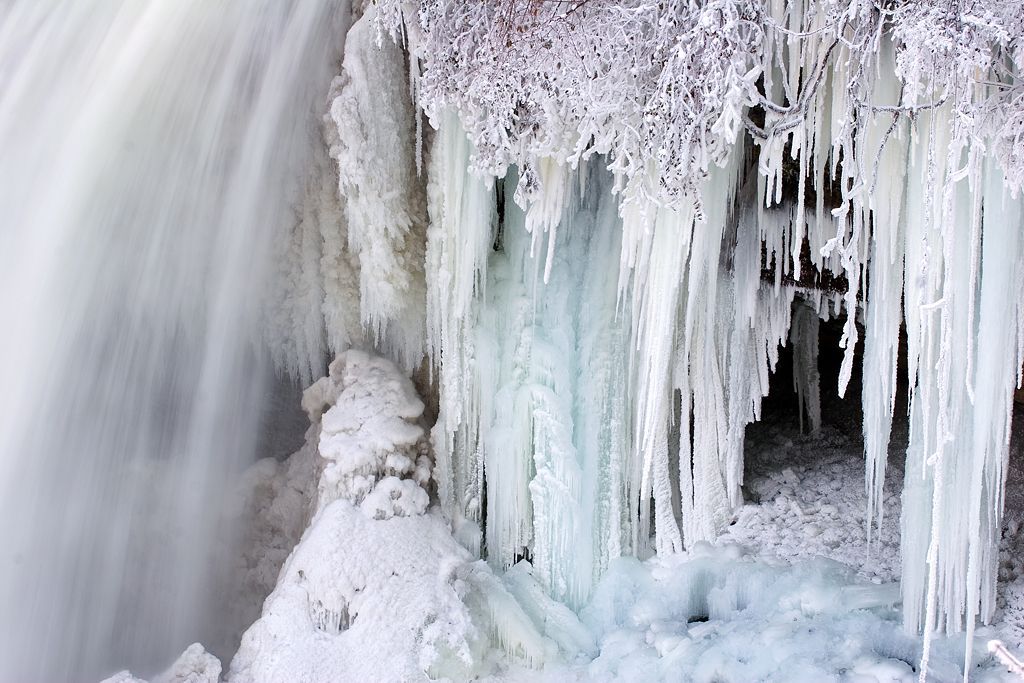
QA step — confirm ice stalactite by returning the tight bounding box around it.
[626,150,798,554]
[480,166,587,605]
[624,198,695,558]
[745,20,1024,661]
[676,154,748,546]
[861,42,910,547]
[790,301,822,436]
[724,195,793,509]
[899,102,978,641]
[898,107,1024,675]
[478,163,629,609]
[424,130,810,607]
[426,112,496,554]
[572,177,636,588]
[961,156,1024,668]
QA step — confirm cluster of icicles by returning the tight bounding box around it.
[279,5,1024,678]
[422,69,1023,671]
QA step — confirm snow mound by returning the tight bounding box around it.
[304,349,431,515]
[226,349,428,647]
[229,502,485,681]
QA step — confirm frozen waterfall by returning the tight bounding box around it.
[4,0,1024,680]
[0,1,349,679]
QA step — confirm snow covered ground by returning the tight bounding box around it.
[721,376,1024,661]
[717,413,902,586]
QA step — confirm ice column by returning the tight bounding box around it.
[426,112,496,553]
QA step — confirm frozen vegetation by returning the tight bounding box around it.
[3,0,1024,681]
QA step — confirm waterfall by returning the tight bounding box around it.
[0,1,349,679]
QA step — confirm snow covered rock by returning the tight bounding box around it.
[228,349,563,680]
[100,644,220,683]
[304,349,431,515]
[228,502,487,681]
[216,349,436,676]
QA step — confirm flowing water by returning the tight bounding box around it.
[0,2,348,679]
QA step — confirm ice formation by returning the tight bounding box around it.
[337,0,1024,676]
[121,346,1019,682]
[327,12,429,371]
[4,0,1024,679]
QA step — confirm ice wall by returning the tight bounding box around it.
[420,123,806,611]
[0,1,350,679]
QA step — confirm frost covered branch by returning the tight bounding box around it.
[374,0,1024,202]
[989,640,1024,678]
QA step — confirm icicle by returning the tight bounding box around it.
[860,40,910,547]
[959,155,1024,678]
[388,17,1024,674]
[522,158,571,285]
[625,198,690,557]
[724,193,768,508]
[790,300,821,435]
[895,95,1024,679]
[425,111,496,550]
[678,152,744,544]
[473,162,632,609]
[573,170,634,584]
[482,175,587,604]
